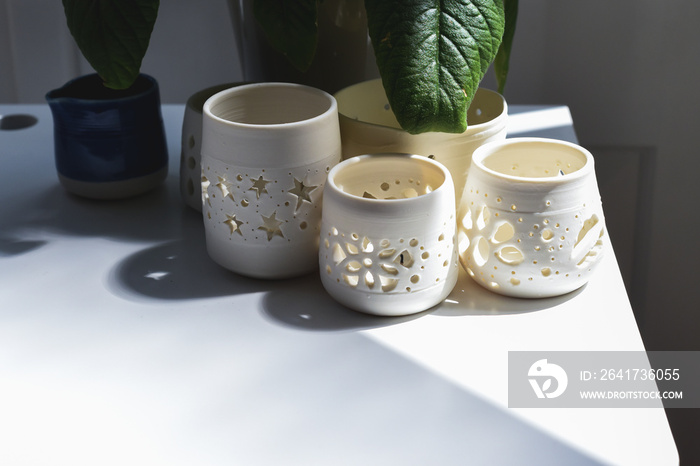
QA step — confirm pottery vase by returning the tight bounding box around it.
[334,79,507,202]
[458,138,606,298]
[320,153,459,316]
[46,73,168,200]
[201,83,341,279]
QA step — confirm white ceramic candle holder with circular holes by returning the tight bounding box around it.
[320,154,459,316]
[180,83,242,211]
[201,82,341,279]
[334,79,507,202]
[457,138,606,298]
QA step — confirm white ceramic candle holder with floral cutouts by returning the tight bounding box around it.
[458,138,606,298]
[201,83,341,279]
[319,154,459,316]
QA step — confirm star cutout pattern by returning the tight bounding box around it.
[201,176,211,207]
[289,177,317,211]
[249,175,270,199]
[224,213,244,235]
[216,176,234,200]
[258,211,284,241]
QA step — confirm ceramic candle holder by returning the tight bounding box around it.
[457,138,606,298]
[180,83,241,211]
[334,79,507,201]
[201,83,341,279]
[319,154,459,316]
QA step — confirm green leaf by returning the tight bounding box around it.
[494,0,518,94]
[253,0,318,72]
[366,0,505,134]
[62,0,159,90]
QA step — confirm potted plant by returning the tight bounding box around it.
[48,0,516,196]
[46,0,168,200]
[243,0,518,134]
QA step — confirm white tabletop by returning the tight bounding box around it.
[0,104,677,466]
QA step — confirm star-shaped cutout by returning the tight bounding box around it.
[258,211,284,241]
[289,177,317,211]
[249,175,270,199]
[201,176,211,207]
[224,213,244,235]
[216,176,234,200]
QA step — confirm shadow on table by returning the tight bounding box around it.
[111,235,426,331]
[0,184,180,249]
[260,273,430,331]
[259,268,581,331]
[108,206,277,301]
[432,268,583,316]
[0,237,47,256]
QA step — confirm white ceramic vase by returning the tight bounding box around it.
[201,83,341,279]
[458,138,606,298]
[180,83,241,211]
[319,154,459,316]
[334,79,507,202]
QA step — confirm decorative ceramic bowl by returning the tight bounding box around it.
[458,138,606,298]
[334,79,507,201]
[319,154,459,316]
[201,82,341,279]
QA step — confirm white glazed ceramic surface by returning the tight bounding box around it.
[334,79,507,201]
[458,138,606,298]
[320,154,459,316]
[201,83,341,279]
[180,83,240,211]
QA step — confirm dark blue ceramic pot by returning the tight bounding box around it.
[46,73,168,199]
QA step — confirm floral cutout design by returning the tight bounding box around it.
[458,182,606,294]
[323,228,451,294]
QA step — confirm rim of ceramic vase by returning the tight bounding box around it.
[471,137,595,185]
[203,82,337,130]
[45,73,159,104]
[334,79,507,135]
[186,82,246,114]
[326,153,452,206]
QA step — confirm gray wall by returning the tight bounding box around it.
[0,0,241,103]
[497,2,700,353]
[2,1,698,350]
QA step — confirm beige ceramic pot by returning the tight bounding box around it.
[334,79,507,201]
